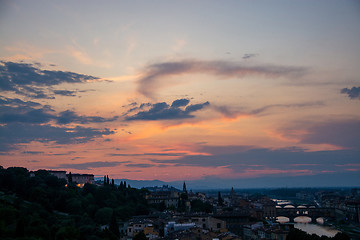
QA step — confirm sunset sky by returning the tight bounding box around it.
[0,0,359,187]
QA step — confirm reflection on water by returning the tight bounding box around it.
[295,222,340,238]
[272,199,292,205]
[276,216,340,237]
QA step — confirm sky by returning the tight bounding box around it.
[0,0,359,188]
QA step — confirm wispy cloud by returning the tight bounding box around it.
[109,152,184,157]
[22,151,45,155]
[137,59,307,98]
[250,102,324,115]
[125,163,155,168]
[55,161,128,170]
[242,53,258,60]
[212,101,324,119]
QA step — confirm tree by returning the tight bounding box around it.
[333,232,350,240]
[218,192,224,206]
[111,178,115,186]
[109,211,120,237]
[15,217,25,238]
[104,175,107,185]
[68,172,72,183]
[106,175,110,185]
[133,231,147,240]
[95,207,113,225]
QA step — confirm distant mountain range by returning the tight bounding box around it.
[95,171,360,190]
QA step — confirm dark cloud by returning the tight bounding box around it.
[125,163,155,168]
[55,161,127,170]
[299,119,360,150]
[0,105,54,124]
[151,147,360,174]
[0,61,99,98]
[124,98,209,121]
[0,123,114,153]
[53,90,77,97]
[138,59,307,98]
[57,110,118,124]
[108,152,184,157]
[22,151,44,155]
[27,160,40,163]
[48,151,76,156]
[0,97,118,125]
[171,98,190,108]
[341,86,360,100]
[242,53,258,59]
[0,96,41,107]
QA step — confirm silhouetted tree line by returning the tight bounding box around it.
[0,166,149,240]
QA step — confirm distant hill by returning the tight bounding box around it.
[95,178,179,189]
[96,171,360,190]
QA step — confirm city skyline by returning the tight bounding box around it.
[0,0,359,187]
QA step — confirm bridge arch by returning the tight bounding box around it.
[276,207,335,223]
[276,216,290,223]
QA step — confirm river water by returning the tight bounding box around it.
[277,216,340,237]
[273,199,340,237]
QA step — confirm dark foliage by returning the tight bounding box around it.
[190,199,213,213]
[0,166,150,240]
[133,231,147,240]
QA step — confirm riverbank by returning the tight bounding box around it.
[333,223,360,239]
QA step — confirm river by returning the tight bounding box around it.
[273,199,340,237]
[277,216,340,237]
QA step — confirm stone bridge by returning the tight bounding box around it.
[276,206,335,223]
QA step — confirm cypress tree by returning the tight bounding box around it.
[111,178,114,186]
[68,172,73,183]
[183,181,187,193]
[218,191,224,206]
[104,175,106,185]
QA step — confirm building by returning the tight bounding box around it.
[189,216,227,232]
[260,197,277,220]
[48,170,67,180]
[243,222,294,240]
[46,170,94,187]
[164,221,195,236]
[127,218,158,239]
[69,173,94,187]
[146,190,179,208]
